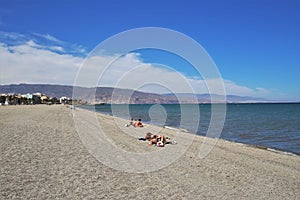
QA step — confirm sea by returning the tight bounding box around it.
[80,103,300,155]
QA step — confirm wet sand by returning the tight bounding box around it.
[0,105,299,199]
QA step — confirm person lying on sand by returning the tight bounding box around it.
[144,132,167,147]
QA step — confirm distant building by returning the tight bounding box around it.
[34,92,42,97]
[60,96,71,104]
[25,93,33,99]
[0,92,73,106]
[40,95,48,104]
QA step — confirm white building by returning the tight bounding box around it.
[60,96,69,104]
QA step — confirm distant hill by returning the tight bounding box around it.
[164,93,269,103]
[0,84,270,104]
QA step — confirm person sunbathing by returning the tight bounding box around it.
[135,119,143,127]
[144,132,166,147]
[129,118,135,126]
[125,118,136,127]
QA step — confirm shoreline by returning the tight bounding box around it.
[1,105,299,199]
[80,105,300,157]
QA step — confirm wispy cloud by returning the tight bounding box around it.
[0,31,26,44]
[32,33,88,55]
[33,33,63,43]
[0,31,87,56]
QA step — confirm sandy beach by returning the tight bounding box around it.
[0,105,299,199]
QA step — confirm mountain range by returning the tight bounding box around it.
[0,83,270,104]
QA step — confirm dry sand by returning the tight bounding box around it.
[0,105,299,199]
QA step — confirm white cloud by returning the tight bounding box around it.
[49,46,65,52]
[24,40,65,53]
[0,42,82,85]
[76,53,272,98]
[26,40,37,47]
[0,32,273,99]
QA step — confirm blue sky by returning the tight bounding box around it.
[0,0,299,101]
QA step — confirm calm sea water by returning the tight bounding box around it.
[81,103,300,155]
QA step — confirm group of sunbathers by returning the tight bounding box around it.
[126,118,143,127]
[127,118,174,147]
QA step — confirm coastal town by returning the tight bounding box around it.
[0,92,72,106]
